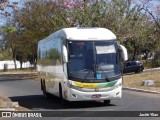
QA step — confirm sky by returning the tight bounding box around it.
[0,0,21,26]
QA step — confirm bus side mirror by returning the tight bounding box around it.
[119,45,128,61]
[63,46,68,63]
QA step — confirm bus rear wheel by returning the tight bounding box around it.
[42,80,48,99]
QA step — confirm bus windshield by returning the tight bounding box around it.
[68,40,121,82]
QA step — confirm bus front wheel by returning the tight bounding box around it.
[59,84,65,105]
[103,100,111,105]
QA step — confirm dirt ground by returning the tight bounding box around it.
[123,72,160,91]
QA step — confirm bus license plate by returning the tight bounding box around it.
[92,94,101,98]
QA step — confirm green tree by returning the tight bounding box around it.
[13,0,69,67]
[0,49,12,61]
[2,0,160,69]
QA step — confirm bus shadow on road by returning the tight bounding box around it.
[9,94,116,110]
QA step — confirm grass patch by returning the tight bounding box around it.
[0,68,37,75]
[1,68,36,72]
[0,68,38,80]
[123,72,160,91]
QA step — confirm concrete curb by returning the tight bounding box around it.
[123,86,160,94]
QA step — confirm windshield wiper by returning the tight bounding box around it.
[82,69,94,82]
[97,65,110,82]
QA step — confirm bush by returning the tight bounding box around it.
[154,58,160,67]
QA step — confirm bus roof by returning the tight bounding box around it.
[39,27,117,44]
[62,27,116,41]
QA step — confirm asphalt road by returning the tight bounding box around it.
[0,73,160,120]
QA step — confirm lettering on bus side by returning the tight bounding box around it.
[83,85,95,88]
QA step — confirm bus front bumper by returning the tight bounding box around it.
[65,86,122,101]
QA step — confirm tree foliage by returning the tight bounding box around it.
[1,0,160,68]
[0,0,18,16]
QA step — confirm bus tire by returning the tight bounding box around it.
[103,100,111,105]
[40,79,43,91]
[42,80,48,99]
[59,84,65,105]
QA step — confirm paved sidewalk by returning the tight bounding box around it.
[143,67,160,72]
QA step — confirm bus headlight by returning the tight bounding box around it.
[112,83,122,89]
[67,81,82,90]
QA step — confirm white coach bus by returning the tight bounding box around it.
[37,27,128,105]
